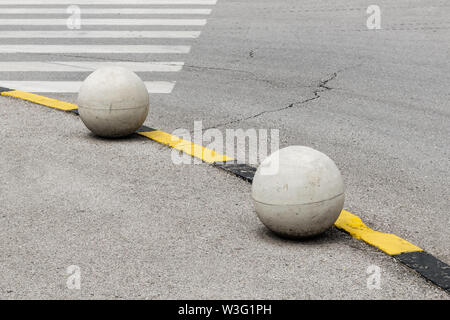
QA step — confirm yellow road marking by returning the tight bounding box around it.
[1,90,78,111]
[138,130,235,163]
[0,89,233,163]
[334,210,423,255]
[0,89,426,256]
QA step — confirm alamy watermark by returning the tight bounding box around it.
[366,5,381,30]
[66,265,81,290]
[67,5,81,30]
[171,121,280,175]
[366,264,381,290]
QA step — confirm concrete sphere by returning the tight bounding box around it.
[77,66,149,138]
[252,146,345,238]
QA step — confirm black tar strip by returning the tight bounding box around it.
[393,251,450,293]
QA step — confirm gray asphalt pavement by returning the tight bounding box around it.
[0,0,449,299]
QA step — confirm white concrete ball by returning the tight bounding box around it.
[252,146,345,238]
[77,66,149,138]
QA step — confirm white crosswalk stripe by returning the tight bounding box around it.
[0,45,191,54]
[0,62,184,72]
[0,0,216,93]
[0,19,207,26]
[0,0,217,4]
[0,81,176,93]
[0,8,212,15]
[0,31,202,39]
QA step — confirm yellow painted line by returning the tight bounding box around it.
[1,90,78,111]
[0,89,426,256]
[0,89,233,163]
[334,210,423,255]
[138,130,235,163]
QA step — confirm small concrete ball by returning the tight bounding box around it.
[252,146,345,238]
[77,66,149,138]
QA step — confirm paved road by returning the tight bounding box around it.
[0,0,449,299]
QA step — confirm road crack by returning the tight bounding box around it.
[202,71,339,131]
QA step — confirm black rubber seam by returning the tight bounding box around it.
[135,125,156,133]
[393,251,450,293]
[0,87,12,93]
[213,161,257,183]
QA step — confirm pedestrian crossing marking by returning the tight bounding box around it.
[0,0,217,4]
[0,8,212,15]
[0,45,191,54]
[0,81,176,93]
[0,31,202,39]
[0,19,207,26]
[0,61,184,72]
[0,1,217,93]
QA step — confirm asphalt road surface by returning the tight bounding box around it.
[0,0,449,299]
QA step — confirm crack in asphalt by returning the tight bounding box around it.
[201,71,339,131]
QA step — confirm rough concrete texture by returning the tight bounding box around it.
[0,0,449,299]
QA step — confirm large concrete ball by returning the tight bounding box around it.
[77,66,149,138]
[252,146,345,238]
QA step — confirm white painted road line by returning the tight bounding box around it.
[0,19,207,26]
[0,8,212,15]
[0,81,176,93]
[0,0,217,93]
[0,31,201,39]
[0,0,217,5]
[0,61,184,72]
[0,45,191,54]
